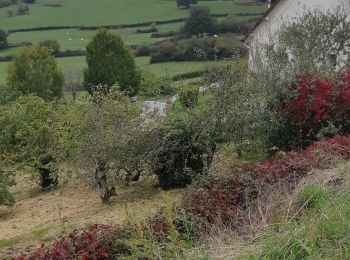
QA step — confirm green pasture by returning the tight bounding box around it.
[0,0,264,31]
[0,56,228,83]
[4,22,186,54]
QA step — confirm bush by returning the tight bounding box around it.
[134,44,150,57]
[15,224,116,259]
[38,39,60,54]
[272,70,350,149]
[178,84,199,109]
[0,170,15,207]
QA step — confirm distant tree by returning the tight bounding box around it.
[84,29,141,96]
[7,46,64,101]
[182,6,216,37]
[6,8,14,18]
[22,0,35,3]
[176,0,197,9]
[0,28,8,49]
[39,39,60,54]
[17,4,29,15]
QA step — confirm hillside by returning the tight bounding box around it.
[0,0,265,83]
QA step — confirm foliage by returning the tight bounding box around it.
[17,4,29,15]
[7,46,64,101]
[59,88,142,203]
[0,95,59,189]
[0,169,15,207]
[182,6,216,37]
[272,70,350,149]
[150,36,247,63]
[178,84,199,108]
[0,83,19,106]
[181,135,350,227]
[139,71,173,97]
[15,224,115,260]
[38,39,60,54]
[176,0,197,9]
[250,9,350,150]
[84,29,141,96]
[0,28,7,49]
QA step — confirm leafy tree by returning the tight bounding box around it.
[0,170,15,207]
[0,96,59,189]
[60,88,142,203]
[0,28,8,49]
[0,83,19,106]
[84,29,141,96]
[39,39,60,54]
[17,4,29,15]
[176,0,197,9]
[7,46,64,101]
[182,6,216,37]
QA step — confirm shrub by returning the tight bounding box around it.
[15,224,115,259]
[0,169,15,207]
[273,70,350,149]
[178,84,199,109]
[38,39,60,54]
[181,136,350,227]
[134,44,150,57]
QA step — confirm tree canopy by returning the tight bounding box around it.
[84,29,141,96]
[7,46,64,101]
[182,6,216,37]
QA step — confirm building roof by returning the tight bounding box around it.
[244,0,282,42]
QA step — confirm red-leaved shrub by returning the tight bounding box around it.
[181,136,350,227]
[15,225,115,260]
[287,75,335,125]
[275,69,350,149]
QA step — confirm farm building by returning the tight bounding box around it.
[245,0,350,67]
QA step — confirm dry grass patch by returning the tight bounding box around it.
[0,171,183,258]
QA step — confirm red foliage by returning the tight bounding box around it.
[14,225,114,260]
[286,75,335,125]
[181,136,350,226]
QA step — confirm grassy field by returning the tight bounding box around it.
[0,1,265,86]
[0,56,227,83]
[0,0,264,30]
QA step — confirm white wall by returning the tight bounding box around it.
[246,0,350,69]
[247,0,350,46]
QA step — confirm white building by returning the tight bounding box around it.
[245,0,350,66]
[246,0,350,45]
